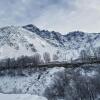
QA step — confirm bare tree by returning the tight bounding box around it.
[53,54,59,61]
[80,50,88,61]
[33,53,41,65]
[43,52,51,63]
[95,47,100,59]
[6,58,11,68]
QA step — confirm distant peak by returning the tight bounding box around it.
[23,24,40,33]
[68,31,85,34]
[23,24,39,29]
[65,31,85,37]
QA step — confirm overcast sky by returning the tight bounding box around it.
[0,0,100,34]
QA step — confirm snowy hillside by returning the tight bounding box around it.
[0,64,100,100]
[24,24,100,60]
[0,26,58,59]
[0,25,100,100]
[0,24,100,61]
[24,24,100,50]
[0,67,64,95]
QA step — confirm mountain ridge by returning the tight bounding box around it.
[0,24,100,61]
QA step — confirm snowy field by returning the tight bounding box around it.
[0,93,47,100]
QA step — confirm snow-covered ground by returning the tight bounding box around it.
[0,67,65,95]
[0,65,99,100]
[0,93,47,100]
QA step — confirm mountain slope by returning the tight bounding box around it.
[0,25,100,100]
[0,24,100,61]
[0,26,58,59]
[24,24,100,50]
[24,24,100,60]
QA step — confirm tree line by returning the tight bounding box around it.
[0,52,59,69]
[0,46,100,69]
[80,47,100,62]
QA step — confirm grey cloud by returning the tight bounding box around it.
[0,0,72,27]
[0,0,100,34]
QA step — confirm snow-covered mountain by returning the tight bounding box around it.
[23,24,100,50]
[0,24,100,60]
[24,24,100,60]
[0,24,100,100]
[0,26,58,59]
